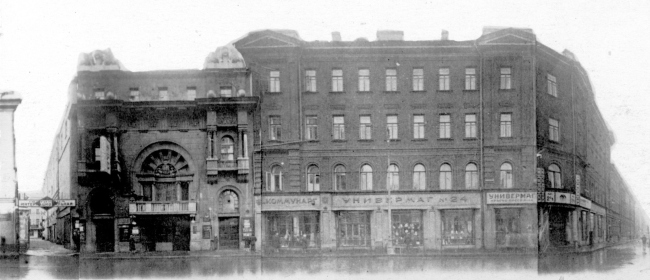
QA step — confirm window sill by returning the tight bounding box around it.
[383,91,400,94]
[499,89,516,92]
[412,138,428,142]
[305,139,319,143]
[265,91,283,94]
[267,140,282,143]
[437,90,452,93]
[357,139,374,142]
[437,138,453,141]
[463,137,478,141]
[332,139,348,143]
[498,136,514,139]
[302,91,319,94]
[411,91,427,94]
[329,91,346,94]
[357,91,373,94]
[462,89,479,93]
[387,139,400,142]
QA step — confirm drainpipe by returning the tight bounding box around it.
[473,41,485,249]
[298,53,303,141]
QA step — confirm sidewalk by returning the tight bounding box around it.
[25,238,77,256]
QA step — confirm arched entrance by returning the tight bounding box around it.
[218,189,240,249]
[88,188,115,252]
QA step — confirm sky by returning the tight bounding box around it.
[1,0,649,215]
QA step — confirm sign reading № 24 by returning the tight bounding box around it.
[18,196,76,210]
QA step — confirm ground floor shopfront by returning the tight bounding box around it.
[538,191,606,252]
[255,191,538,252]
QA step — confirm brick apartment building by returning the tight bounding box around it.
[41,27,648,254]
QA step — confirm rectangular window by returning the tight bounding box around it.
[495,208,535,247]
[549,118,559,142]
[500,113,512,137]
[186,87,196,100]
[180,182,189,201]
[500,68,512,90]
[332,69,344,92]
[442,210,475,245]
[465,114,477,138]
[220,86,232,97]
[305,116,318,140]
[266,212,320,248]
[269,71,281,92]
[358,69,370,92]
[439,114,451,139]
[158,87,169,101]
[391,211,423,246]
[142,184,152,201]
[412,68,424,91]
[413,115,425,139]
[269,116,281,140]
[386,68,397,91]
[465,68,476,90]
[333,116,345,140]
[359,115,372,140]
[305,70,317,92]
[129,88,140,101]
[94,88,105,100]
[438,68,450,91]
[387,115,398,140]
[547,74,557,97]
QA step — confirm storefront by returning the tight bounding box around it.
[336,211,371,247]
[486,192,537,249]
[391,210,423,247]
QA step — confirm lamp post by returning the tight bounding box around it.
[386,128,394,255]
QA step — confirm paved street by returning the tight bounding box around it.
[2,240,650,279]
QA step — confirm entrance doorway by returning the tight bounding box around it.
[95,219,115,252]
[549,209,570,246]
[218,217,239,249]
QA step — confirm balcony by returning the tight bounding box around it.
[206,158,239,176]
[128,202,196,215]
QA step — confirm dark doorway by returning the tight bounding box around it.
[549,210,569,246]
[219,217,239,249]
[137,215,190,251]
[95,219,115,252]
[172,217,190,251]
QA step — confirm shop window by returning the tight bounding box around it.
[500,163,513,188]
[307,165,320,191]
[220,136,234,161]
[334,165,346,190]
[387,164,399,190]
[219,190,239,213]
[337,211,371,247]
[495,208,534,247]
[359,164,373,190]
[266,212,320,248]
[465,163,478,189]
[442,209,474,245]
[412,164,426,190]
[392,210,423,247]
[548,164,562,189]
[439,164,452,190]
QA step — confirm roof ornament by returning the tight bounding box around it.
[204,45,246,69]
[77,48,127,72]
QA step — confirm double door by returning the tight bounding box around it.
[218,217,239,249]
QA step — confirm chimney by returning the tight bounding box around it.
[331,32,341,42]
[376,30,404,41]
[441,30,449,40]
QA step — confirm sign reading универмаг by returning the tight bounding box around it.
[486,192,537,204]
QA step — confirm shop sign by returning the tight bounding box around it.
[579,196,591,209]
[486,192,537,204]
[545,191,575,205]
[592,203,606,215]
[575,174,581,196]
[332,193,479,209]
[258,195,320,211]
[242,217,253,237]
[536,168,545,202]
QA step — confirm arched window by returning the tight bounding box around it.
[500,163,513,189]
[413,164,426,190]
[220,136,234,161]
[439,164,452,190]
[359,164,373,190]
[465,163,478,189]
[219,190,239,213]
[307,165,320,191]
[266,165,283,192]
[334,165,346,190]
[548,164,562,189]
[387,164,399,190]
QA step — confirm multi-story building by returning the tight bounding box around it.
[0,91,21,254]
[42,27,648,254]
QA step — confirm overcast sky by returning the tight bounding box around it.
[1,0,649,215]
